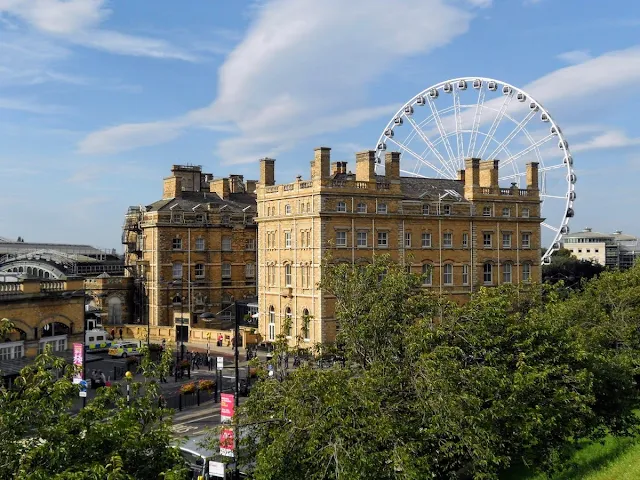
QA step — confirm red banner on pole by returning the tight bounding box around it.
[219,427,234,457]
[221,393,235,422]
[72,343,84,384]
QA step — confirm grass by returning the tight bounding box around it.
[502,435,640,480]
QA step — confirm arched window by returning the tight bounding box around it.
[108,297,123,325]
[172,294,182,304]
[422,264,432,286]
[443,263,453,285]
[483,263,493,285]
[284,264,292,286]
[27,267,32,275]
[268,306,276,341]
[302,308,310,339]
[285,307,292,336]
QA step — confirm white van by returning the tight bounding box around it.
[85,329,112,351]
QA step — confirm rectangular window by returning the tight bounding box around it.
[195,238,205,251]
[245,263,255,278]
[404,232,412,248]
[522,233,531,249]
[337,201,347,213]
[377,232,388,247]
[172,238,182,250]
[268,323,275,341]
[523,263,531,281]
[522,208,530,218]
[503,263,512,283]
[422,233,432,248]
[422,204,430,215]
[442,204,452,215]
[443,264,453,285]
[222,236,232,251]
[502,207,511,217]
[462,232,469,248]
[285,265,292,286]
[306,231,311,248]
[357,202,367,213]
[502,233,512,248]
[422,265,432,286]
[222,263,231,278]
[483,263,493,284]
[285,231,291,248]
[301,265,307,288]
[377,203,387,214]
[443,232,452,248]
[245,238,256,250]
[483,206,492,217]
[336,231,347,247]
[195,264,205,278]
[172,263,183,279]
[483,233,492,248]
[357,231,367,247]
[285,204,291,215]
[462,264,469,285]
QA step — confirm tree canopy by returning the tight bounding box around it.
[0,321,186,480]
[228,257,640,480]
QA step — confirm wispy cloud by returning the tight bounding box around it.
[557,49,592,65]
[78,0,486,160]
[0,96,66,114]
[572,130,640,152]
[0,0,197,61]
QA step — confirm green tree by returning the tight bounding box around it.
[0,320,187,480]
[222,258,640,479]
[542,248,605,288]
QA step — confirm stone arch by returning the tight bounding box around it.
[2,318,32,341]
[38,314,73,338]
[37,314,73,329]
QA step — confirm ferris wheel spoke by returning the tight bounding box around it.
[385,137,451,178]
[498,163,564,181]
[479,100,513,159]
[486,108,537,161]
[499,133,555,168]
[467,86,486,158]
[404,116,451,172]
[477,93,513,159]
[426,96,457,173]
[541,222,560,233]
[453,88,464,169]
[541,194,567,199]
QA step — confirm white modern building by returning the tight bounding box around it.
[561,228,639,269]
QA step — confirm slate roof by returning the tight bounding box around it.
[146,191,256,212]
[333,173,465,200]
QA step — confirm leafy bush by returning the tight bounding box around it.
[198,380,215,391]
[180,382,196,394]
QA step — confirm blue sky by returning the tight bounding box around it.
[1,0,640,250]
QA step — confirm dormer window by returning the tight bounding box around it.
[422,204,430,215]
[442,204,452,215]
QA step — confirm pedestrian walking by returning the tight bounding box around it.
[284,353,289,370]
[207,353,213,371]
[118,328,123,340]
[110,328,115,340]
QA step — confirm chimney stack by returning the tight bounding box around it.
[260,158,275,186]
[479,159,499,188]
[526,162,539,190]
[311,147,331,180]
[355,150,376,183]
[163,176,182,200]
[210,178,230,199]
[384,152,400,181]
[245,180,257,194]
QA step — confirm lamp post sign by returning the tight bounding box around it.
[221,393,234,422]
[72,342,83,384]
[219,427,234,457]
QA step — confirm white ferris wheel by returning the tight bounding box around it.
[374,77,576,263]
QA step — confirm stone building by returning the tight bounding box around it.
[84,274,134,329]
[0,275,85,380]
[122,165,258,343]
[256,147,542,346]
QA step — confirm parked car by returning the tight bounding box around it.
[108,342,141,358]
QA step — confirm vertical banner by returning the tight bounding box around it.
[72,342,84,384]
[220,393,235,422]
[219,427,234,457]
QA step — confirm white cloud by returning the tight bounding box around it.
[78,0,480,159]
[0,0,196,61]
[572,130,640,152]
[556,49,592,65]
[78,121,185,155]
[0,96,66,114]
